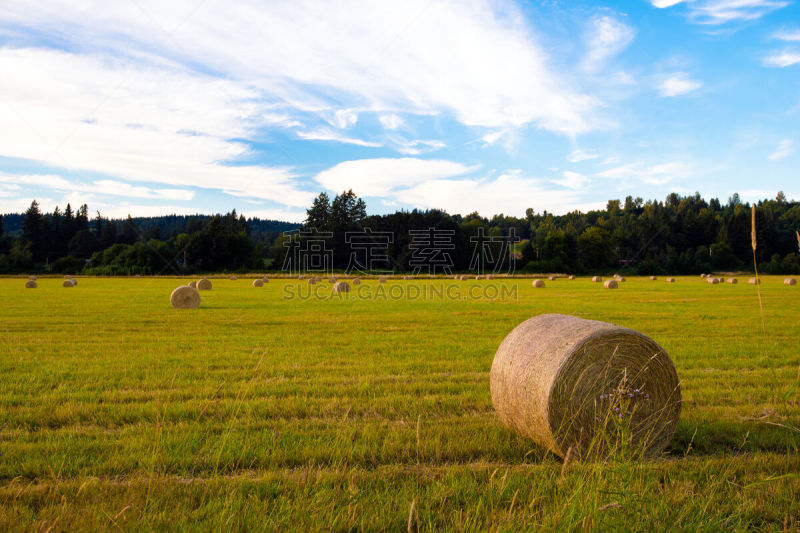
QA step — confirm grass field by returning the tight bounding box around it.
[1,275,799,531]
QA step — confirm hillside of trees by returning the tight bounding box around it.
[1,190,798,275]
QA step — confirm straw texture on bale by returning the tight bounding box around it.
[62,280,74,287]
[25,280,37,288]
[748,278,760,285]
[189,281,197,289]
[490,314,681,459]
[603,279,618,289]
[333,281,350,293]
[170,285,200,309]
[197,279,212,290]
[727,278,738,284]
[352,278,361,285]
[532,279,545,288]
[252,279,263,287]
[785,278,797,286]
[666,277,675,283]
[592,276,602,282]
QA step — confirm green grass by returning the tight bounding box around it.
[1,275,798,531]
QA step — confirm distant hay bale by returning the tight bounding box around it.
[592,276,602,282]
[28,276,36,280]
[700,273,707,278]
[666,277,675,283]
[748,278,760,285]
[25,280,37,289]
[454,275,460,280]
[252,279,264,287]
[403,275,412,280]
[262,277,269,283]
[62,280,74,287]
[548,276,556,281]
[706,277,719,285]
[379,276,387,283]
[188,281,197,289]
[603,279,618,289]
[308,278,316,285]
[298,275,305,280]
[727,278,738,284]
[487,275,494,280]
[718,277,725,283]
[568,275,575,280]
[532,279,545,288]
[70,279,78,286]
[352,278,361,285]
[650,276,657,280]
[333,281,350,293]
[785,278,797,286]
[615,276,626,282]
[329,276,338,283]
[197,279,212,290]
[475,275,483,280]
[230,276,237,281]
[170,285,200,309]
[490,314,681,459]
[460,275,468,281]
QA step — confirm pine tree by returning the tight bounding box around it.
[305,192,331,230]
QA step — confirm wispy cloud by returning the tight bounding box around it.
[657,72,702,97]
[773,28,800,41]
[595,161,692,185]
[768,138,793,160]
[581,15,636,72]
[651,0,789,24]
[763,51,800,67]
[567,149,600,163]
[554,170,592,189]
[296,128,381,147]
[379,114,404,130]
[0,172,195,201]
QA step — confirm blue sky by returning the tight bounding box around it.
[0,0,798,222]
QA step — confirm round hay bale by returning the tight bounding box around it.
[262,277,269,283]
[378,276,387,283]
[568,275,575,280]
[188,281,197,289]
[28,275,36,280]
[333,281,350,293]
[170,285,200,309]
[706,277,719,285]
[70,279,78,286]
[329,276,338,283]
[548,275,556,281]
[25,280,37,288]
[718,277,725,283]
[252,279,263,287]
[487,275,494,280]
[298,275,305,280]
[197,279,212,290]
[475,275,483,280]
[592,276,602,282]
[726,278,738,284]
[785,278,797,286]
[666,277,675,283]
[230,276,238,281]
[748,278,760,285]
[352,278,361,285]
[62,280,74,287]
[403,275,412,281]
[603,279,618,289]
[490,313,681,459]
[308,278,316,285]
[616,276,626,282]
[453,275,460,280]
[649,276,657,281]
[532,279,545,288]
[700,273,707,278]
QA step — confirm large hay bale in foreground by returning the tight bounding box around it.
[604,279,618,289]
[252,279,263,287]
[748,278,760,285]
[25,280,37,288]
[532,279,545,288]
[333,281,350,293]
[727,278,738,284]
[491,314,681,459]
[785,278,797,286]
[170,285,200,309]
[592,276,602,282]
[197,279,212,290]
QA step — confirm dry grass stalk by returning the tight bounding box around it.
[752,204,766,335]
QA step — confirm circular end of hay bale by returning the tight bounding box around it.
[352,278,361,285]
[62,280,74,287]
[748,278,760,285]
[666,277,675,283]
[592,276,602,282]
[650,275,657,280]
[490,314,681,459]
[333,281,350,293]
[188,281,197,288]
[252,279,264,287]
[197,279,212,290]
[170,285,200,309]
[603,279,618,289]
[25,280,37,288]
[378,276,387,283]
[532,279,545,288]
[785,278,797,286]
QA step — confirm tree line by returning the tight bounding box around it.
[1,190,799,274]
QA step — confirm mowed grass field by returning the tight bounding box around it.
[1,275,799,531]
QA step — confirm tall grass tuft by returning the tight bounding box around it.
[752,205,765,335]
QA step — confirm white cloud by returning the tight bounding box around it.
[554,170,591,189]
[314,158,477,197]
[330,109,359,129]
[0,172,195,201]
[773,28,800,41]
[388,137,446,156]
[651,0,685,7]
[651,0,788,24]
[657,72,702,97]
[296,128,381,147]
[768,138,793,160]
[379,114,404,130]
[0,0,598,135]
[581,15,636,72]
[763,51,800,67]
[595,161,692,185]
[567,149,600,163]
